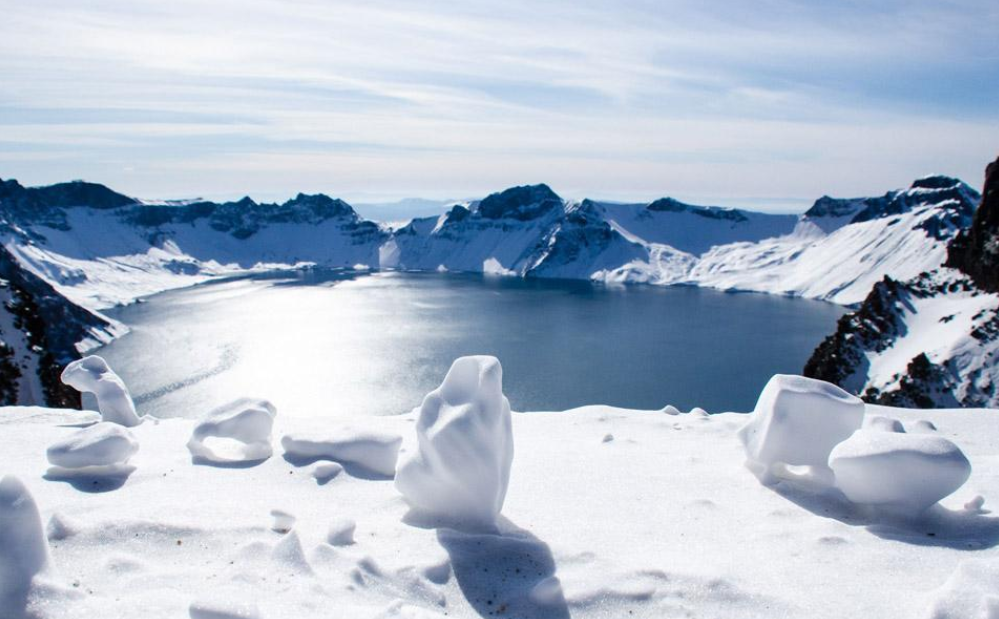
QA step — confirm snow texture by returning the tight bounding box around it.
[281,428,402,477]
[829,429,971,514]
[924,559,999,619]
[395,355,514,530]
[60,356,140,427]
[187,398,276,465]
[739,374,865,483]
[326,519,356,546]
[0,476,50,618]
[46,422,139,471]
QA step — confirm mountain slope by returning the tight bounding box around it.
[805,158,999,408]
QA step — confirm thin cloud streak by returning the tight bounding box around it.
[0,0,996,207]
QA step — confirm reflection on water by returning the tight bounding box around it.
[99,270,845,419]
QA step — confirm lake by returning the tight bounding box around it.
[98,270,845,419]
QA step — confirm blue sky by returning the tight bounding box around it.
[0,0,996,210]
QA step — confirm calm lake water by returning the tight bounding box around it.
[98,270,845,419]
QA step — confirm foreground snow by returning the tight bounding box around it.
[2,395,997,618]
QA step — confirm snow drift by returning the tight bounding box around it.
[395,355,514,529]
[281,429,402,477]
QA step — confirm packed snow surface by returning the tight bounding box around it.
[395,356,514,530]
[829,429,972,514]
[187,398,277,465]
[739,374,864,483]
[60,356,140,427]
[1,378,997,618]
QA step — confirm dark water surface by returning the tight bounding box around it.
[98,270,845,418]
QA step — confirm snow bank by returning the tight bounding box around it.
[187,398,276,465]
[281,429,402,477]
[60,356,141,427]
[46,422,139,475]
[395,355,514,529]
[829,429,971,514]
[0,476,50,616]
[739,374,864,483]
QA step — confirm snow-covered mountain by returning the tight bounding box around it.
[805,157,999,408]
[0,173,981,406]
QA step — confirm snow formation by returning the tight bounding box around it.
[281,428,402,477]
[187,398,277,465]
[60,356,140,427]
[46,422,139,475]
[395,355,514,529]
[739,374,864,483]
[829,429,971,514]
[0,476,51,617]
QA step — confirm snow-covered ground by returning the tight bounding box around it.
[2,360,997,619]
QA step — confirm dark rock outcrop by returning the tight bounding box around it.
[946,157,999,292]
[477,184,562,221]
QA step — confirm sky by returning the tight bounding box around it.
[0,0,997,211]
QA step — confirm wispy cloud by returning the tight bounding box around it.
[1,0,996,206]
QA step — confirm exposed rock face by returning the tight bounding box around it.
[477,184,563,221]
[804,157,999,408]
[947,157,999,292]
[0,246,116,407]
[647,197,749,222]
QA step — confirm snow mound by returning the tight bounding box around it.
[187,398,276,465]
[924,559,999,619]
[46,422,139,475]
[739,374,864,483]
[0,476,51,616]
[395,355,514,530]
[829,429,971,514]
[60,356,141,427]
[326,519,356,546]
[867,415,906,433]
[281,429,402,477]
[188,599,262,619]
[311,462,343,483]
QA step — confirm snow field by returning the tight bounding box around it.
[0,361,997,617]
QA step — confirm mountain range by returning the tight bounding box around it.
[0,169,987,407]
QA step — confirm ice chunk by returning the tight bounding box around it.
[47,422,139,470]
[739,375,864,483]
[395,355,514,530]
[60,356,141,427]
[661,405,681,416]
[829,429,971,514]
[0,476,50,615]
[281,429,402,477]
[187,399,276,465]
[326,519,356,546]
